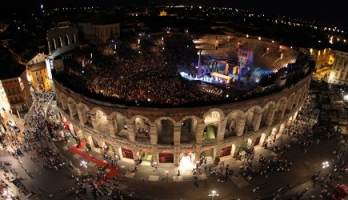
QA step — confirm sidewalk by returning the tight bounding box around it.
[56,138,279,185]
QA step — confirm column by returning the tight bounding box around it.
[174,149,180,166]
[59,37,64,47]
[253,111,262,131]
[217,120,227,142]
[48,40,52,54]
[195,123,205,144]
[266,108,276,127]
[235,118,246,136]
[73,34,77,44]
[53,39,57,50]
[194,146,201,162]
[152,150,159,163]
[107,116,116,135]
[149,125,158,145]
[231,144,236,158]
[127,122,135,142]
[280,106,286,121]
[67,103,75,119]
[173,124,181,146]
[67,35,71,45]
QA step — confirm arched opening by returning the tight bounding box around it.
[202,110,222,143]
[245,106,262,132]
[226,111,245,137]
[93,109,109,133]
[57,37,62,48]
[225,117,237,138]
[65,34,70,45]
[60,96,68,112]
[110,112,128,139]
[203,124,217,142]
[261,102,276,128]
[73,34,77,44]
[67,99,78,121]
[50,40,56,51]
[180,118,196,143]
[134,117,150,143]
[286,94,295,113]
[274,99,287,124]
[157,119,174,145]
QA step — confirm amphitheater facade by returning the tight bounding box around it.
[54,75,311,166]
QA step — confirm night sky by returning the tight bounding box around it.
[0,0,346,27]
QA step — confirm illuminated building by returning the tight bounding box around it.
[26,53,52,92]
[159,10,168,16]
[78,20,120,44]
[328,50,348,84]
[51,33,312,169]
[47,22,79,58]
[55,75,310,166]
[312,48,335,81]
[0,49,32,114]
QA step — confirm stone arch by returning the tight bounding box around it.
[299,88,308,107]
[65,34,70,45]
[67,97,78,121]
[109,112,128,138]
[261,101,277,128]
[245,105,263,132]
[203,108,225,125]
[60,94,68,112]
[59,37,63,48]
[49,39,55,52]
[130,115,151,143]
[202,109,224,143]
[203,124,218,143]
[89,107,109,133]
[295,89,304,109]
[179,116,199,144]
[56,94,62,108]
[77,103,92,127]
[52,38,57,50]
[286,93,296,113]
[273,97,288,124]
[73,34,77,44]
[225,110,246,138]
[156,117,175,145]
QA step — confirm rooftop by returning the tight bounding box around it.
[0,48,26,80]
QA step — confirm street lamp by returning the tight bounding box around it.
[208,190,219,200]
[322,161,330,169]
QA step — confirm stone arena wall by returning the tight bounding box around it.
[54,75,311,165]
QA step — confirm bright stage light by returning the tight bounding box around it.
[179,155,195,171]
[343,94,348,102]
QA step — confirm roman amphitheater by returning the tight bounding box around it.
[51,31,313,168]
[54,76,310,166]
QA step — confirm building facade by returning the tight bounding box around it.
[311,48,335,81]
[47,22,79,58]
[328,50,348,84]
[26,53,52,92]
[78,22,120,44]
[0,70,32,114]
[54,74,311,166]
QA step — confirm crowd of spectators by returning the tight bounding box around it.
[85,54,224,106]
